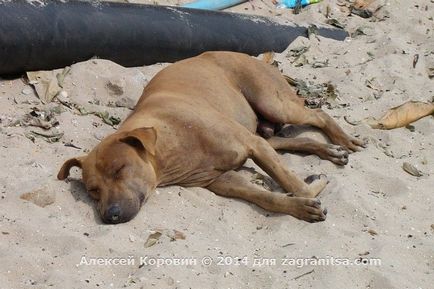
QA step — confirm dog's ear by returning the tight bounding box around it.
[120,127,157,156]
[57,157,86,180]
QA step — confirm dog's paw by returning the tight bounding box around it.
[334,135,366,153]
[324,144,349,165]
[290,197,327,223]
[348,136,367,151]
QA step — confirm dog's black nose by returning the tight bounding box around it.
[104,204,122,224]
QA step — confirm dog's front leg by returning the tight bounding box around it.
[247,137,328,198]
[207,170,327,222]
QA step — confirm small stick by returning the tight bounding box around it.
[293,269,314,280]
[64,142,82,150]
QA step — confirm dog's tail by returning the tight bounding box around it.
[261,52,275,65]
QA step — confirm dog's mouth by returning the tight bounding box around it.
[139,192,145,204]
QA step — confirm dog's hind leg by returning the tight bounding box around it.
[284,108,366,152]
[237,59,365,152]
[251,95,364,152]
[206,170,327,222]
[267,136,349,165]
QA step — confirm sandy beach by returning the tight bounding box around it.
[0,0,433,288]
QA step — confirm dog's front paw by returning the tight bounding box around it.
[289,197,327,223]
[322,144,349,165]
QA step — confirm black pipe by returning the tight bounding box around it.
[0,0,347,76]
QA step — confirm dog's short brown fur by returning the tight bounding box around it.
[58,52,364,224]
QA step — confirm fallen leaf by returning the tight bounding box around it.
[27,71,62,103]
[56,67,71,88]
[11,107,61,130]
[74,105,121,127]
[325,18,345,29]
[20,186,55,207]
[293,54,308,67]
[367,229,378,236]
[25,130,64,143]
[343,115,362,126]
[366,101,434,129]
[284,76,338,108]
[287,46,309,58]
[311,59,329,68]
[352,27,368,37]
[173,230,186,240]
[402,162,423,177]
[95,111,121,126]
[76,106,91,116]
[307,25,319,39]
[144,231,162,248]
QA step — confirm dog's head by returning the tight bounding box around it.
[57,127,158,224]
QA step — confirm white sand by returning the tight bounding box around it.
[0,0,433,288]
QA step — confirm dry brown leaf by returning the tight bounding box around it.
[367,229,378,236]
[165,229,187,241]
[27,71,62,103]
[173,230,186,240]
[20,186,55,207]
[344,115,362,126]
[144,231,162,248]
[366,101,434,129]
[402,162,423,177]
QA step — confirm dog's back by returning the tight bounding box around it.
[131,51,265,132]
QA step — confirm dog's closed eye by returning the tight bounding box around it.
[114,165,126,179]
[87,188,100,200]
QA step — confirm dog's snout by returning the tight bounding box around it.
[98,187,144,224]
[104,204,122,224]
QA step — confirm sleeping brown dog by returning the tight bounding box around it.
[58,51,364,224]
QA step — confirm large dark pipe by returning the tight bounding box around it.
[0,0,347,76]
